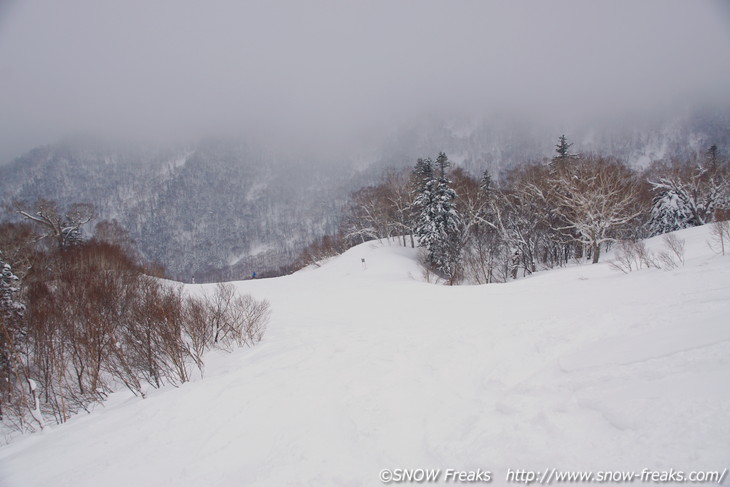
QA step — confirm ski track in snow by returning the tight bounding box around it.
[0,226,728,486]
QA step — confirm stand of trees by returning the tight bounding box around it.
[1,205,270,433]
[297,138,729,284]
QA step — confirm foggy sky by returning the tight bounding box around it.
[1,0,729,163]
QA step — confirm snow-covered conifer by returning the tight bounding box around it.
[413,153,463,279]
[648,159,729,235]
[1,256,24,320]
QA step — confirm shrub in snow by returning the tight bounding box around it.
[206,282,270,351]
[610,233,689,273]
[609,240,656,273]
[657,234,686,269]
[708,219,730,256]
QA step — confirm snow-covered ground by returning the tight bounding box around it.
[1,226,728,486]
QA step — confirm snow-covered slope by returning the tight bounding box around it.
[1,227,729,486]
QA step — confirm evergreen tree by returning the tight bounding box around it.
[0,256,24,321]
[555,134,573,159]
[1,255,25,421]
[411,157,435,193]
[413,153,463,279]
[479,169,493,194]
[648,158,729,235]
[648,189,694,235]
[551,134,577,170]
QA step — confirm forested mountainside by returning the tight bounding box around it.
[1,107,728,281]
[0,137,359,281]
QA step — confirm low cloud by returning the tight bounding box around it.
[1,0,729,163]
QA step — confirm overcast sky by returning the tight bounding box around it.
[1,0,729,163]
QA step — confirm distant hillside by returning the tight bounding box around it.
[0,137,360,281]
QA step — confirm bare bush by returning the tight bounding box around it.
[609,240,656,273]
[657,234,686,269]
[247,296,270,344]
[183,298,213,372]
[205,282,270,350]
[708,220,729,256]
[155,283,192,385]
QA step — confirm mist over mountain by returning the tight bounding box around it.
[0,136,361,281]
[376,104,730,177]
[2,106,728,281]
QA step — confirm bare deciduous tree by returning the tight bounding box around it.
[551,156,642,263]
[14,200,95,249]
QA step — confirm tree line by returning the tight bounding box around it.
[1,202,270,433]
[296,137,729,284]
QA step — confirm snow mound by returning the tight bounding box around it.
[295,237,423,283]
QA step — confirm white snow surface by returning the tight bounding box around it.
[1,226,729,486]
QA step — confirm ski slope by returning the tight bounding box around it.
[1,226,729,486]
